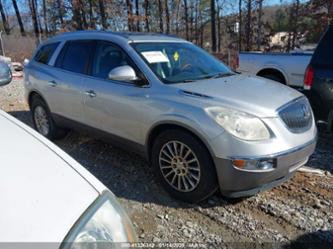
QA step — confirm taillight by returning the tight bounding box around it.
[304,66,314,90]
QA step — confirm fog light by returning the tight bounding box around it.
[257,160,274,170]
[232,159,275,171]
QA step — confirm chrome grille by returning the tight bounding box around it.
[278,98,312,133]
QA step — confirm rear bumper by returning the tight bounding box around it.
[213,139,317,198]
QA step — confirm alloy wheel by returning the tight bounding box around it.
[159,140,201,192]
[34,106,50,136]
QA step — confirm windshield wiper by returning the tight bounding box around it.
[178,79,197,83]
[205,72,235,79]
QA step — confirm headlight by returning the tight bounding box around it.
[61,191,137,249]
[206,106,271,141]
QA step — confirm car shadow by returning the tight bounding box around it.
[7,110,333,209]
[283,229,333,249]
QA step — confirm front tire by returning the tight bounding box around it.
[31,97,67,140]
[151,129,219,203]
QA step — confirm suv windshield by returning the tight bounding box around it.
[131,42,233,84]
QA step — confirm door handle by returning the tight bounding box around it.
[48,80,57,87]
[84,90,96,98]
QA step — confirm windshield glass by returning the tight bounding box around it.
[131,42,233,84]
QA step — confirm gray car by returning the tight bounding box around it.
[24,31,317,202]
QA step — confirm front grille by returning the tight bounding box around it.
[278,97,312,133]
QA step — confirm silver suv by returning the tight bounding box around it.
[24,31,317,202]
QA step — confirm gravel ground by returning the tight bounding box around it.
[1,79,333,248]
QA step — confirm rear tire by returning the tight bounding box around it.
[31,97,67,140]
[151,129,219,203]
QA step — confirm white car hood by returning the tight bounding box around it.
[0,110,106,243]
[175,74,303,117]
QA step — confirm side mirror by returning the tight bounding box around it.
[108,65,138,82]
[0,61,12,87]
[23,58,30,66]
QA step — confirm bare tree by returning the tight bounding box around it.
[157,0,164,32]
[126,0,133,31]
[291,0,300,49]
[239,0,242,51]
[194,0,199,44]
[42,0,49,35]
[164,0,170,33]
[217,5,221,52]
[57,0,64,27]
[88,0,95,28]
[12,0,25,36]
[135,0,140,31]
[98,0,108,29]
[256,0,264,50]
[29,0,40,44]
[174,0,181,35]
[184,0,189,40]
[189,1,194,40]
[80,0,88,29]
[0,0,10,35]
[211,0,217,52]
[310,0,333,25]
[144,0,150,32]
[72,0,83,30]
[287,0,300,51]
[245,0,252,51]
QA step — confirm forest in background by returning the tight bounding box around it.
[0,0,331,61]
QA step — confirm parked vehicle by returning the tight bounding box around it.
[24,31,317,203]
[0,62,136,246]
[304,24,333,131]
[237,51,313,87]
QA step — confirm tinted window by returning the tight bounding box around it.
[312,26,333,68]
[56,40,94,74]
[34,42,60,64]
[91,41,135,80]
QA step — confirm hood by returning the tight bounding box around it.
[0,111,104,243]
[175,74,303,117]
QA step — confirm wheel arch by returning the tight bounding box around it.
[256,66,288,84]
[146,121,216,164]
[27,90,48,109]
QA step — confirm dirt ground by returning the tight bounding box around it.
[1,78,332,248]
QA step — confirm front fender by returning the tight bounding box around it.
[146,113,223,158]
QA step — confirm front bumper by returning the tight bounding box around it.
[214,139,317,198]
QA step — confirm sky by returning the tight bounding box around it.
[264,0,309,6]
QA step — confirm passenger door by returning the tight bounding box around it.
[83,40,149,144]
[49,40,95,123]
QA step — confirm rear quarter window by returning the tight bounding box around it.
[34,42,60,64]
[311,25,333,68]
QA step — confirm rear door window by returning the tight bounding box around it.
[34,42,60,64]
[312,26,333,68]
[55,40,94,74]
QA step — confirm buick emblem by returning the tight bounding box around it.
[301,104,311,119]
